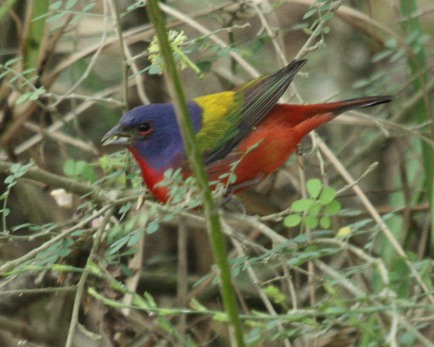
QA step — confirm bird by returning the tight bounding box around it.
[102,59,391,203]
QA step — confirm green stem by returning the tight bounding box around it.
[145,1,245,346]
[24,0,49,71]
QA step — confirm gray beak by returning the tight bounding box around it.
[101,123,131,146]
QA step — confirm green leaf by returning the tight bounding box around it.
[291,199,315,212]
[65,0,78,10]
[148,64,162,75]
[10,163,22,174]
[22,67,37,75]
[14,163,32,177]
[29,91,41,101]
[287,250,321,266]
[399,332,416,346]
[16,93,30,105]
[195,60,211,73]
[58,247,72,257]
[80,165,97,183]
[283,214,302,227]
[325,200,341,216]
[63,159,97,182]
[47,11,66,23]
[146,221,159,234]
[308,202,321,217]
[319,186,336,205]
[264,285,286,304]
[319,216,331,229]
[163,168,173,178]
[63,159,76,176]
[108,236,129,255]
[372,49,393,63]
[228,173,237,184]
[303,8,317,19]
[0,70,9,79]
[49,1,62,10]
[322,12,334,21]
[125,218,138,233]
[4,175,14,184]
[214,312,229,322]
[323,306,347,314]
[118,203,132,215]
[4,57,21,67]
[390,48,406,63]
[307,178,322,199]
[127,230,142,247]
[305,215,318,229]
[82,2,96,12]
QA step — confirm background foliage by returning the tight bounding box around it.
[0,0,433,346]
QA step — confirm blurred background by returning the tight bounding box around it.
[0,0,433,346]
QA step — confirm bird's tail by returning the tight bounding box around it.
[277,95,392,140]
[314,95,392,115]
[284,95,392,119]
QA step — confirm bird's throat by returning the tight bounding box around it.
[128,146,169,203]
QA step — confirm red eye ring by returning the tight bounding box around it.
[138,122,152,135]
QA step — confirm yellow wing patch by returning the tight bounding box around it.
[194,91,240,153]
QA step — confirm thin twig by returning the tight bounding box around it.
[316,136,434,305]
[64,207,113,347]
[0,205,112,275]
[176,216,188,334]
[228,223,292,347]
[49,0,110,109]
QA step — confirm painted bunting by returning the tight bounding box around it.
[102,60,391,203]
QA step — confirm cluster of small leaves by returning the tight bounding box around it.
[352,37,408,94]
[35,239,74,266]
[287,244,340,267]
[131,28,241,78]
[245,317,305,345]
[99,152,128,174]
[98,151,144,189]
[3,163,32,193]
[10,222,57,235]
[147,30,202,77]
[218,234,336,290]
[384,33,430,62]
[88,286,195,346]
[299,0,339,37]
[1,163,33,231]
[263,285,286,305]
[157,168,202,209]
[16,86,46,104]
[105,205,159,262]
[0,59,46,105]
[63,159,98,183]
[283,178,341,229]
[352,32,431,95]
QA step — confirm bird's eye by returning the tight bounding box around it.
[138,122,152,135]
